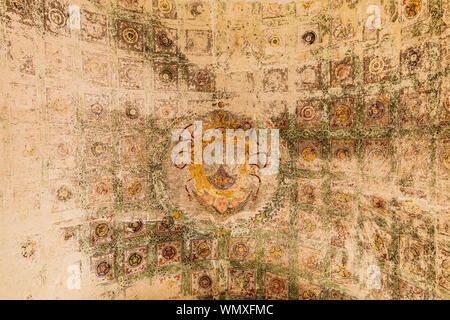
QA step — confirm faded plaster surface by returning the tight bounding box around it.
[0,0,448,300]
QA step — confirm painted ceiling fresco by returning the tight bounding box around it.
[0,0,448,300]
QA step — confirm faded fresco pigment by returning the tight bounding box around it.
[0,0,448,300]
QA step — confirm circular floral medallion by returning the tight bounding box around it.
[160,69,173,82]
[369,57,384,74]
[306,218,318,233]
[125,106,140,120]
[335,63,351,80]
[198,275,212,289]
[302,147,316,162]
[90,103,104,116]
[96,261,111,277]
[159,104,176,120]
[405,0,421,18]
[128,252,143,267]
[232,242,249,259]
[95,182,109,195]
[127,142,141,157]
[335,192,351,206]
[125,67,140,82]
[49,8,66,27]
[301,184,316,201]
[158,0,172,13]
[335,148,351,161]
[335,105,351,121]
[95,223,109,238]
[269,35,281,48]
[302,31,316,45]
[405,48,421,68]
[128,220,143,233]
[57,186,73,202]
[158,33,173,48]
[195,70,210,86]
[86,20,105,39]
[86,60,104,78]
[127,181,143,195]
[197,242,211,258]
[368,148,386,164]
[405,97,424,117]
[270,278,285,294]
[300,106,316,121]
[122,27,138,44]
[162,246,177,260]
[51,98,68,113]
[161,216,175,229]
[57,143,69,157]
[91,142,106,157]
[367,101,385,120]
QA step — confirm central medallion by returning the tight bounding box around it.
[163,110,279,224]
